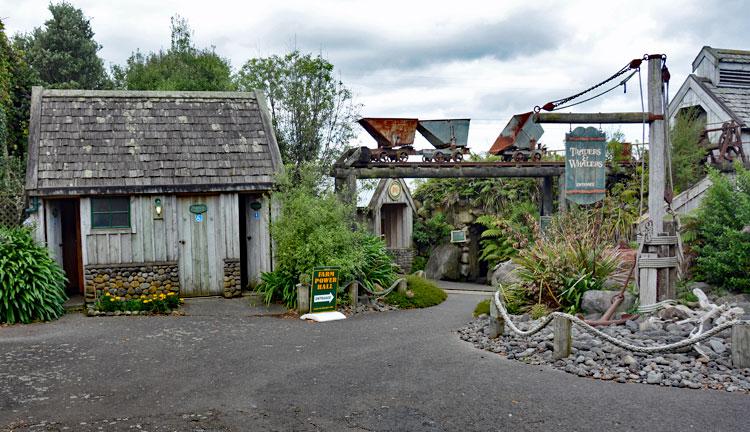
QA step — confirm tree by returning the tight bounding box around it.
[670,108,707,194]
[112,15,234,92]
[235,51,359,170]
[16,1,109,89]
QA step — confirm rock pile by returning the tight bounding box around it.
[458,314,750,393]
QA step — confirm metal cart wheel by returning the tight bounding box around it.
[378,152,390,163]
[513,151,526,162]
[398,151,409,162]
[532,152,542,161]
[453,152,464,162]
[434,152,446,163]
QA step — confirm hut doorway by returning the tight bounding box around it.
[176,195,223,296]
[47,199,83,296]
[380,203,408,248]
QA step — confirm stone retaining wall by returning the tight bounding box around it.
[223,258,242,298]
[388,248,415,274]
[84,261,179,303]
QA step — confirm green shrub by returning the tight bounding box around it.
[476,209,537,268]
[257,165,398,308]
[690,165,750,292]
[0,226,67,324]
[384,275,447,309]
[512,208,621,311]
[474,299,490,317]
[412,212,453,257]
[411,256,427,272]
[530,303,549,319]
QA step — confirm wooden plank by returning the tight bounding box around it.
[108,233,119,264]
[96,234,108,265]
[131,197,144,263]
[639,253,658,305]
[46,201,63,267]
[141,196,155,262]
[121,234,132,264]
[86,234,97,265]
[648,57,667,235]
[79,198,90,266]
[165,195,178,261]
[207,195,221,295]
[332,165,565,180]
[177,197,192,295]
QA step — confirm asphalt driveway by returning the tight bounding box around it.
[1,292,748,431]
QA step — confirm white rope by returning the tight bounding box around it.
[493,292,744,354]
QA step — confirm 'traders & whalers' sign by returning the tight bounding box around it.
[565,126,607,205]
[310,267,339,313]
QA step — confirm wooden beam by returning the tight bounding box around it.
[535,112,662,124]
[332,165,565,179]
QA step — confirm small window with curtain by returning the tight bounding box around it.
[91,197,130,229]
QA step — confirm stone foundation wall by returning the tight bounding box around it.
[388,248,415,274]
[84,261,179,303]
[223,258,242,298]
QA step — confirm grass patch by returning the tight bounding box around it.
[384,275,447,309]
[474,299,490,317]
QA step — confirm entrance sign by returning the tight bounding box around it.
[565,127,606,205]
[310,267,339,313]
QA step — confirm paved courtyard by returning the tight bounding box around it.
[1,292,748,431]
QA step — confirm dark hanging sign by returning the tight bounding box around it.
[310,267,339,313]
[189,204,208,214]
[565,127,607,205]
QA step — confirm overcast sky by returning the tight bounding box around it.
[3,0,747,153]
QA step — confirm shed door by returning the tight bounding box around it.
[177,196,222,296]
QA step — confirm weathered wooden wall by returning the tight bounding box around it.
[243,194,272,288]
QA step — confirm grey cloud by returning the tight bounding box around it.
[244,9,563,76]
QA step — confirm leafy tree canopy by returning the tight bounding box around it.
[15,1,109,89]
[235,50,359,171]
[112,15,234,91]
[0,19,36,157]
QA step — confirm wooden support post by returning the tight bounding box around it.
[334,174,356,206]
[297,283,310,314]
[541,176,553,216]
[732,323,750,368]
[488,297,505,339]
[349,281,358,308]
[553,316,572,360]
[639,252,658,305]
[647,55,667,237]
[535,112,662,124]
[558,174,567,213]
[397,278,407,294]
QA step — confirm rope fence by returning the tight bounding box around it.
[491,292,750,361]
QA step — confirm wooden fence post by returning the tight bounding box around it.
[553,316,572,360]
[349,281,358,308]
[732,322,750,368]
[297,283,310,314]
[397,278,407,294]
[488,298,505,339]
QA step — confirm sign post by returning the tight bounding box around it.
[310,267,339,313]
[564,127,607,205]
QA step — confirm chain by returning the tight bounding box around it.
[493,292,744,354]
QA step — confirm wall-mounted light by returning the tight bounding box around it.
[154,198,163,219]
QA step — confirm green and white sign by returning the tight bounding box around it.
[310,267,339,313]
[565,126,607,205]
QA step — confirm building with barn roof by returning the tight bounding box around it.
[24,87,282,303]
[669,46,750,155]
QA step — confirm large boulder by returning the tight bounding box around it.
[580,290,635,315]
[487,260,520,287]
[425,244,462,281]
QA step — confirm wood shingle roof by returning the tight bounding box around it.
[26,88,282,196]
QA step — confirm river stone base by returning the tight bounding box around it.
[84,262,180,303]
[223,259,241,298]
[458,315,750,393]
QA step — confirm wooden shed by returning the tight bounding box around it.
[24,88,283,302]
[357,178,416,272]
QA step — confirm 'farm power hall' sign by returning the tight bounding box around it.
[565,127,607,205]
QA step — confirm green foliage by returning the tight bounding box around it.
[16,2,109,89]
[94,291,180,314]
[0,226,67,324]
[690,165,750,292]
[412,212,453,257]
[0,156,26,225]
[1,19,36,158]
[257,165,397,308]
[473,299,490,317]
[558,272,601,314]
[413,167,539,217]
[512,208,621,311]
[411,256,427,272]
[498,283,530,315]
[670,108,707,194]
[384,275,447,309]
[529,303,549,320]
[235,50,359,170]
[112,15,234,91]
[476,206,537,268]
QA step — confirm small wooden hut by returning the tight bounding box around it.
[24,88,282,302]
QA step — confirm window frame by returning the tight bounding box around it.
[90,196,131,230]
